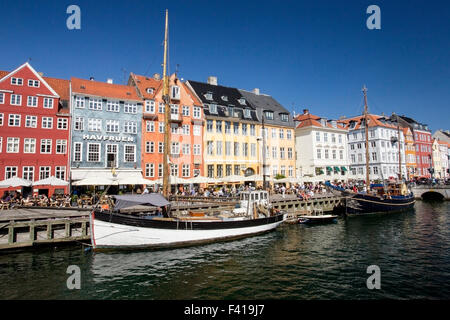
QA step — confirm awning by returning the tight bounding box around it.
[113,194,170,210]
[326,167,333,171]
[71,169,152,186]
[334,166,340,171]
[341,166,348,172]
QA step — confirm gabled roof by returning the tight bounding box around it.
[71,77,141,101]
[129,73,162,100]
[339,114,397,130]
[239,89,295,128]
[187,80,258,121]
[294,110,347,131]
[0,62,60,97]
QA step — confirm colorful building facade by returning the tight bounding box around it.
[128,73,204,182]
[187,78,261,185]
[70,77,143,185]
[403,127,417,180]
[239,89,296,182]
[0,62,70,196]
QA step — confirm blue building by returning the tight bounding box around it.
[70,77,144,187]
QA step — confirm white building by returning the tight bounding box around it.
[294,109,349,183]
[339,114,407,182]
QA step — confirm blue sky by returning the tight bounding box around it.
[0,0,448,131]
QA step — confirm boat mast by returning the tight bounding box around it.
[262,113,267,190]
[162,9,171,198]
[363,85,370,191]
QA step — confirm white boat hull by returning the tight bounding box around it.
[91,213,286,250]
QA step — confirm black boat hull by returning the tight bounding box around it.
[345,193,415,215]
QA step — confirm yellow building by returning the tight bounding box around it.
[187,78,261,185]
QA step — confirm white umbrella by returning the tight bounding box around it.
[32,176,69,186]
[243,175,263,182]
[72,177,119,186]
[219,175,244,183]
[0,176,32,188]
[117,176,157,185]
[186,176,217,184]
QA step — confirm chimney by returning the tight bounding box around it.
[207,76,218,86]
[153,73,161,80]
[38,72,44,77]
[107,78,113,84]
[303,109,309,115]
[253,88,260,95]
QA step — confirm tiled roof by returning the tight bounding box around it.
[129,73,162,100]
[239,89,295,128]
[71,77,141,101]
[339,114,397,130]
[294,110,346,130]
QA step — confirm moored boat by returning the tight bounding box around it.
[90,191,286,250]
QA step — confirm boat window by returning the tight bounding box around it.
[251,194,254,201]
[255,193,259,200]
[244,194,249,200]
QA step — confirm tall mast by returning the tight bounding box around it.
[262,113,266,189]
[363,85,370,191]
[162,9,171,197]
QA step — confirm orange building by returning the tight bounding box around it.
[403,127,417,179]
[128,73,204,187]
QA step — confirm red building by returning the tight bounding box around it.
[0,62,71,196]
[396,115,433,178]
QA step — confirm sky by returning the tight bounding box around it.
[0,0,448,131]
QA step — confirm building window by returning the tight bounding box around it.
[225,141,231,156]
[105,120,120,133]
[281,114,289,122]
[234,142,240,156]
[280,147,285,159]
[106,100,120,112]
[24,138,36,153]
[87,118,102,132]
[158,102,165,113]
[28,79,40,87]
[75,96,85,108]
[206,120,213,132]
[288,166,294,177]
[43,98,54,109]
[89,98,103,110]
[182,143,190,155]
[193,144,201,155]
[234,165,240,176]
[124,121,137,134]
[242,124,248,135]
[272,146,277,159]
[124,145,136,162]
[182,105,190,116]
[264,111,274,120]
[124,102,137,114]
[145,100,155,113]
[216,164,223,178]
[88,143,101,162]
[57,118,68,130]
[5,166,18,179]
[243,109,251,118]
[233,122,239,135]
[182,164,190,177]
[39,166,51,180]
[55,166,66,180]
[207,141,214,156]
[171,142,180,155]
[193,106,201,119]
[242,143,248,157]
[22,166,34,181]
[10,94,22,106]
[0,93,4,104]
[20,116,33,129]
[42,117,53,129]
[145,141,154,153]
[56,140,67,154]
[73,142,82,162]
[145,163,155,177]
[11,77,23,86]
[6,138,20,153]
[216,120,222,133]
[27,96,38,107]
[317,149,322,159]
[288,148,293,159]
[170,85,180,100]
[40,139,52,154]
[207,165,214,178]
[251,143,256,157]
[8,114,21,127]
[74,117,84,131]
[158,122,164,133]
[209,104,218,114]
[182,124,190,135]
[287,130,292,140]
[171,164,179,177]
[158,164,163,177]
[158,142,164,153]
[193,125,201,136]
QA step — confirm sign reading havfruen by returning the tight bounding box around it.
[82,134,134,142]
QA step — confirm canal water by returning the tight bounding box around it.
[0,200,449,300]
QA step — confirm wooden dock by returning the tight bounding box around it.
[0,207,91,251]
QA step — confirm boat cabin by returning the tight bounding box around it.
[239,190,269,203]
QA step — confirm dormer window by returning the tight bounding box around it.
[204,93,213,100]
[264,111,274,120]
[280,113,289,122]
[170,85,180,100]
[222,96,228,102]
[331,120,337,128]
[349,121,356,129]
[320,119,327,127]
[243,108,251,118]
[238,98,246,105]
[209,104,218,114]
[28,79,40,87]
[228,106,234,115]
[146,88,154,94]
[11,77,23,86]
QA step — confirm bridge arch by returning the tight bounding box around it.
[421,191,445,201]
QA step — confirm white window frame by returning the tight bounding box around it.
[74,117,84,131]
[57,118,68,130]
[8,114,21,127]
[124,144,136,163]
[74,96,85,109]
[89,98,103,111]
[6,137,20,153]
[124,102,137,114]
[88,118,102,132]
[40,139,52,154]
[39,166,51,180]
[27,96,38,107]
[56,139,67,154]
[87,143,101,162]
[10,94,22,106]
[11,77,23,86]
[43,97,54,109]
[28,79,40,88]
[5,166,18,179]
[22,166,34,181]
[73,142,83,162]
[42,117,53,129]
[106,100,120,112]
[23,138,36,153]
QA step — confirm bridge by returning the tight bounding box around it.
[411,185,450,200]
